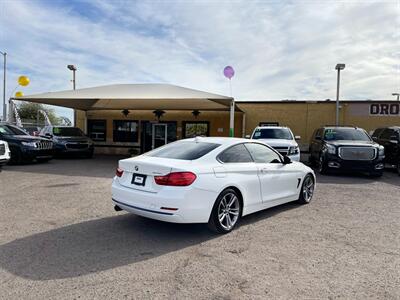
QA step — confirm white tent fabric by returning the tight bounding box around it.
[13,83,234,111]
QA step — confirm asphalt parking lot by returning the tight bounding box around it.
[0,156,399,299]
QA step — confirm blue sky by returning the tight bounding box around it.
[1,0,399,121]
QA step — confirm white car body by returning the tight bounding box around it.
[112,137,315,229]
[0,140,11,167]
[250,126,301,161]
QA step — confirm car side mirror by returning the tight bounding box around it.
[283,155,292,164]
[245,135,251,139]
[315,136,321,140]
[295,135,301,141]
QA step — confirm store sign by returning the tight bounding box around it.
[369,103,400,116]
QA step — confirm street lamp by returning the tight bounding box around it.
[335,63,345,126]
[67,64,77,126]
[67,64,77,90]
[392,93,400,101]
[0,51,6,122]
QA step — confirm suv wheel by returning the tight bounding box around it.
[317,155,328,175]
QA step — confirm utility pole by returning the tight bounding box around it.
[67,65,77,126]
[335,63,345,126]
[0,51,6,122]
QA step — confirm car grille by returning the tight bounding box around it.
[338,147,376,161]
[66,143,89,149]
[272,146,289,156]
[37,141,53,150]
[0,144,5,155]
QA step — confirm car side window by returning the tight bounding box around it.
[380,129,394,140]
[315,129,322,140]
[218,144,253,163]
[372,128,383,139]
[245,143,281,164]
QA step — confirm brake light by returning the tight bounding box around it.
[154,172,196,186]
[116,167,124,177]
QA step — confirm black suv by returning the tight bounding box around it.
[40,126,94,158]
[309,126,385,176]
[0,123,53,164]
[372,126,400,175]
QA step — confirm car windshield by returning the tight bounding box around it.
[148,141,221,160]
[252,128,292,140]
[324,128,371,141]
[53,127,84,137]
[0,124,27,135]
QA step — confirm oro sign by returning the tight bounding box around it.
[369,103,400,116]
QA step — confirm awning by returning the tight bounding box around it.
[13,83,234,111]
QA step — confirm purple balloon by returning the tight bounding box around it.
[223,66,235,79]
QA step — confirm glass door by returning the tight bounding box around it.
[152,123,167,149]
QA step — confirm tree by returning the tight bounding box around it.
[16,102,69,125]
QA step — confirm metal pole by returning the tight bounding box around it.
[335,69,340,126]
[228,79,234,137]
[1,52,6,122]
[72,69,76,90]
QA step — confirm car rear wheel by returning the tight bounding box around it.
[298,174,315,204]
[208,188,241,234]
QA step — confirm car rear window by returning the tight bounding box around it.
[148,141,221,160]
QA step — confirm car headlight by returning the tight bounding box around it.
[378,146,384,156]
[288,146,299,155]
[325,144,336,154]
[21,141,38,148]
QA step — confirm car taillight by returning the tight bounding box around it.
[154,172,196,186]
[116,167,124,177]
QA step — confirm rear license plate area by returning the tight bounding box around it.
[132,173,147,186]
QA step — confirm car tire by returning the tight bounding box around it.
[208,188,242,234]
[317,155,328,175]
[298,174,315,204]
[10,149,23,165]
[85,151,94,159]
[369,171,383,178]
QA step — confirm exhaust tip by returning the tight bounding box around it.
[114,205,122,212]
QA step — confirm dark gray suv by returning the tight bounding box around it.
[40,126,94,158]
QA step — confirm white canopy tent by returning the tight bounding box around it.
[13,83,236,135]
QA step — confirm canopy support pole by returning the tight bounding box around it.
[229,99,235,137]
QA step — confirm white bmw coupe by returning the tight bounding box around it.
[112,137,315,233]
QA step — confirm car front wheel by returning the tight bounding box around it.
[208,188,241,234]
[317,155,328,175]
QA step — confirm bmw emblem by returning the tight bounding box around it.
[135,166,139,171]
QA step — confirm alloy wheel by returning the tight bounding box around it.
[302,176,315,202]
[217,192,240,231]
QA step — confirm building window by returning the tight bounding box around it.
[183,121,209,138]
[87,120,106,141]
[113,120,139,142]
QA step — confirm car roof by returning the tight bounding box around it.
[255,126,289,129]
[183,137,249,145]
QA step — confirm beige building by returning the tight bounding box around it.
[16,84,400,155]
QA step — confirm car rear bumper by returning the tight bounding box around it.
[111,178,217,223]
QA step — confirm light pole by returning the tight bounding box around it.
[67,64,77,90]
[335,63,345,126]
[67,64,77,126]
[392,93,400,101]
[0,51,6,122]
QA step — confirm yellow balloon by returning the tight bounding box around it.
[18,75,30,86]
[15,91,24,97]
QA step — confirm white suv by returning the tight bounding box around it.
[250,126,301,161]
[0,140,11,170]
